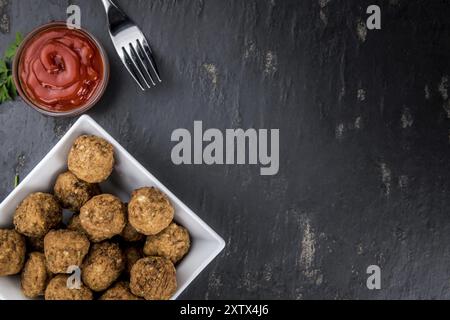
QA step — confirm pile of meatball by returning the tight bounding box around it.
[0,135,191,300]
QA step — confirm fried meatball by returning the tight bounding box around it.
[128,187,174,236]
[66,214,101,242]
[21,252,49,298]
[45,275,93,300]
[130,257,177,300]
[68,135,115,183]
[124,246,143,274]
[26,236,44,252]
[82,242,124,292]
[121,222,145,242]
[44,230,90,274]
[67,214,86,235]
[54,171,101,212]
[100,282,141,300]
[80,194,126,242]
[121,206,145,242]
[0,229,26,276]
[144,222,190,263]
[14,193,62,238]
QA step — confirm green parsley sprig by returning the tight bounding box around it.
[0,32,23,104]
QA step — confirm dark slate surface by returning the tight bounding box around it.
[1,0,450,299]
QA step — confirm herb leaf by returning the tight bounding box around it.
[0,59,7,77]
[14,174,19,188]
[4,32,23,61]
[0,32,22,105]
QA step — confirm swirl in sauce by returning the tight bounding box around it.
[19,27,104,112]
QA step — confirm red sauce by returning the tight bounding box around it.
[19,26,104,112]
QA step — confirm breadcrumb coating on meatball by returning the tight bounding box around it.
[68,135,115,183]
[14,193,62,238]
[128,187,174,236]
[45,275,93,300]
[120,203,145,242]
[21,252,49,298]
[67,214,104,242]
[0,229,26,276]
[67,214,86,235]
[130,256,177,300]
[124,245,143,275]
[80,194,126,242]
[54,171,100,212]
[144,222,190,263]
[100,282,141,300]
[44,230,90,274]
[82,242,124,292]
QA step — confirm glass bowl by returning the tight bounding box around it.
[12,22,110,117]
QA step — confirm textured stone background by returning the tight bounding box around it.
[1,0,450,299]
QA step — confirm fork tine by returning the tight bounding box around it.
[139,39,162,83]
[133,41,156,86]
[121,47,146,91]
[126,44,151,89]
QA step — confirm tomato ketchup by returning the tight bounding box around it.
[18,26,104,112]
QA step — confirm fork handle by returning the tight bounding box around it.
[101,0,129,25]
[100,0,112,11]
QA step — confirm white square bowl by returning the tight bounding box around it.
[0,115,225,300]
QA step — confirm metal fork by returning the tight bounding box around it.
[101,0,162,90]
